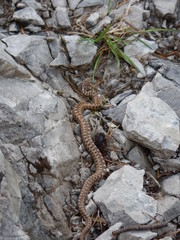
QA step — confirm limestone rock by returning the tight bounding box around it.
[161,173,180,198]
[91,16,112,34]
[96,222,122,240]
[124,38,158,58]
[152,0,178,15]
[68,0,81,10]
[52,7,71,29]
[51,0,67,8]
[93,165,157,226]
[62,35,97,66]
[157,195,180,221]
[86,12,100,28]
[118,230,157,240]
[21,0,42,10]
[77,0,104,8]
[122,82,180,158]
[0,41,31,79]
[13,7,45,26]
[2,34,53,77]
[50,51,69,67]
[152,72,180,119]
[153,157,180,172]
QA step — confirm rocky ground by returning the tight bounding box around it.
[0,0,180,240]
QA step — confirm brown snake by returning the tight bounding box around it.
[73,79,107,240]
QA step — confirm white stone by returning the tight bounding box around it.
[53,7,71,29]
[124,38,158,58]
[51,0,67,8]
[91,16,112,34]
[118,230,157,240]
[161,173,180,198]
[2,34,53,77]
[152,0,178,15]
[78,0,104,8]
[93,165,157,225]
[86,12,100,28]
[13,7,45,26]
[68,0,81,10]
[96,222,122,240]
[122,82,180,158]
[62,35,97,66]
[157,195,180,221]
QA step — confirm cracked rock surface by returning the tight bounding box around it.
[0,0,180,239]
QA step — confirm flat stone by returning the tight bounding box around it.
[149,57,180,85]
[110,90,132,106]
[153,157,180,172]
[91,16,112,34]
[124,5,144,29]
[21,0,42,10]
[13,7,45,26]
[103,94,136,125]
[96,222,122,240]
[124,38,158,58]
[53,7,71,29]
[68,0,81,10]
[77,0,104,8]
[93,165,157,226]
[122,82,180,158]
[161,173,180,198]
[50,52,69,67]
[111,128,134,152]
[152,0,178,15]
[127,145,152,171]
[0,149,30,240]
[62,35,97,66]
[152,73,180,119]
[86,12,100,28]
[2,34,53,77]
[0,41,31,79]
[157,195,180,221]
[117,230,157,240]
[51,0,67,8]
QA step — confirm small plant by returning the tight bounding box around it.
[82,24,175,81]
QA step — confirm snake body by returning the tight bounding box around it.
[73,80,107,240]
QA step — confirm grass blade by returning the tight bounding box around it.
[94,25,111,43]
[92,51,103,81]
[106,38,121,68]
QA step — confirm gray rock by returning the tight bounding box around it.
[152,73,180,119]
[77,0,104,8]
[2,34,53,77]
[127,145,152,171]
[9,22,19,32]
[124,38,158,58]
[0,41,31,79]
[111,128,134,152]
[152,0,178,15]
[53,7,71,29]
[161,173,180,198]
[91,16,112,34]
[85,199,97,216]
[124,5,144,29]
[96,222,122,240]
[22,0,42,10]
[0,149,30,240]
[153,157,180,172]
[149,57,180,85]
[110,90,132,106]
[68,0,81,10]
[103,94,136,125]
[118,230,157,240]
[62,35,97,66]
[122,82,180,158]
[50,52,69,67]
[93,165,157,226]
[13,7,45,26]
[40,67,79,99]
[86,12,100,28]
[159,237,172,240]
[51,0,67,8]
[24,24,41,33]
[157,195,180,221]
[130,57,146,77]
[47,36,61,59]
